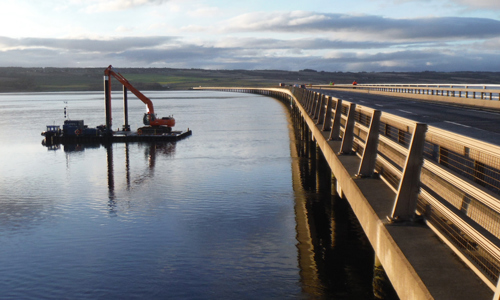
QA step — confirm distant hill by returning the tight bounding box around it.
[0,67,499,92]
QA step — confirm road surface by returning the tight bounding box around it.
[313,89,500,146]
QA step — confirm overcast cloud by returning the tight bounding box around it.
[0,0,499,71]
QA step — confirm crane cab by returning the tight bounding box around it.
[143,113,175,127]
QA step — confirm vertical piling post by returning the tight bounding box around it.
[123,86,130,131]
[104,74,112,135]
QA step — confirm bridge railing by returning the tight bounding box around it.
[313,84,500,107]
[296,87,500,291]
[194,86,500,292]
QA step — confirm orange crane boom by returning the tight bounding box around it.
[104,65,175,131]
[105,65,156,114]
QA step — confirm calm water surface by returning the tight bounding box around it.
[0,91,377,299]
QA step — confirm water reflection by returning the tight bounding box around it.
[50,141,177,216]
[105,143,116,215]
[63,143,100,152]
[105,142,177,216]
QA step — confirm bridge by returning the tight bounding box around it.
[195,84,500,300]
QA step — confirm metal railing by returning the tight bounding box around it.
[314,84,500,104]
[296,87,500,291]
[194,86,500,293]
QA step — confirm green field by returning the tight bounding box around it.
[0,67,499,92]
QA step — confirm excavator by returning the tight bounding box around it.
[104,65,175,134]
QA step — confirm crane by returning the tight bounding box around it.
[104,65,175,134]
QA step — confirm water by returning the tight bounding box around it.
[0,91,379,299]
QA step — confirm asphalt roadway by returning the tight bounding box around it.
[312,89,500,146]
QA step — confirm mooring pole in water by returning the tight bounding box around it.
[123,86,130,131]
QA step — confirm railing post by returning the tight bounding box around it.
[357,110,381,177]
[389,123,428,222]
[311,93,319,116]
[322,96,333,131]
[340,103,356,154]
[329,98,343,140]
[315,94,326,124]
[307,92,314,114]
[307,91,314,113]
[494,276,500,300]
[302,90,309,110]
[305,91,311,112]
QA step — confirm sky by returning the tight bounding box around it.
[1,0,500,71]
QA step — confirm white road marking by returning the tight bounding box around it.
[470,109,500,116]
[444,121,471,128]
[398,109,416,115]
[375,104,384,107]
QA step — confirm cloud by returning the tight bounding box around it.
[453,0,500,9]
[213,37,399,50]
[187,7,222,18]
[0,40,499,72]
[82,0,171,12]
[222,11,500,41]
[394,0,500,10]
[0,9,499,73]
[0,36,176,52]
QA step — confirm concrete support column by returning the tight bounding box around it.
[322,96,333,131]
[328,99,343,140]
[304,125,311,159]
[390,123,428,221]
[340,103,357,154]
[373,255,393,299]
[357,110,381,177]
[335,180,344,199]
[331,173,337,196]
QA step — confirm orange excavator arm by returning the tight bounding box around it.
[104,65,175,129]
[104,65,155,115]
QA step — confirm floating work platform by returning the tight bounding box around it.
[41,120,192,147]
[42,130,192,146]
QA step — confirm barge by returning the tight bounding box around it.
[41,66,192,148]
[42,120,192,147]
